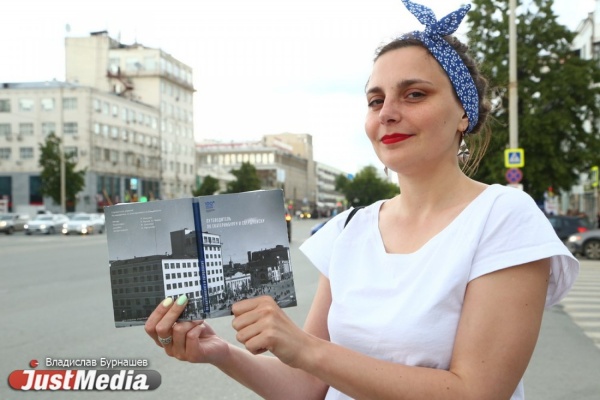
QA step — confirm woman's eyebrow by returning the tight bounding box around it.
[365,78,434,95]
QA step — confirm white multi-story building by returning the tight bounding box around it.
[569,2,600,217]
[196,133,345,215]
[0,31,195,212]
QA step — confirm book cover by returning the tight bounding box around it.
[105,189,296,328]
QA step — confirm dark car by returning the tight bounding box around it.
[547,215,592,241]
[566,229,600,260]
[310,218,330,235]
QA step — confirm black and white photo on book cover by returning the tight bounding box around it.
[105,189,296,328]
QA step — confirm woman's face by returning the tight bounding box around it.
[365,46,469,174]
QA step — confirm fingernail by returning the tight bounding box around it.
[176,295,188,306]
[162,297,173,307]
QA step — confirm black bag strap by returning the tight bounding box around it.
[344,206,365,228]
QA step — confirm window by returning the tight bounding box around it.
[63,97,78,110]
[19,99,34,112]
[29,175,42,204]
[93,99,101,112]
[40,98,55,111]
[0,148,11,159]
[0,99,10,112]
[63,122,78,135]
[42,122,56,137]
[126,58,141,72]
[0,124,11,137]
[20,147,34,159]
[102,102,109,115]
[64,146,78,158]
[19,123,34,136]
[112,105,118,117]
[111,127,119,139]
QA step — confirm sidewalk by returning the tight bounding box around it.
[524,305,600,399]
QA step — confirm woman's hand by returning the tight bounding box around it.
[232,295,313,368]
[145,296,229,364]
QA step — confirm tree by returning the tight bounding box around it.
[225,162,262,193]
[467,0,600,200]
[193,175,220,196]
[38,133,86,210]
[336,166,399,206]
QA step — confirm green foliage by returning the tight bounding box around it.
[334,174,350,192]
[38,133,86,209]
[193,175,220,196]
[225,162,262,193]
[337,166,399,206]
[467,0,600,200]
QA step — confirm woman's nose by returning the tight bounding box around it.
[378,99,401,125]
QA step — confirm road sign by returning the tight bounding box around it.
[504,148,525,168]
[505,168,523,184]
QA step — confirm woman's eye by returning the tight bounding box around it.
[368,98,383,107]
[407,91,425,99]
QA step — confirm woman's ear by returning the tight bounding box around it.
[459,112,469,133]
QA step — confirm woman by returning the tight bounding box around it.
[145,1,578,398]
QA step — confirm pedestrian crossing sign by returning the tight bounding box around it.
[504,148,525,168]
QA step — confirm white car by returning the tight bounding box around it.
[0,213,30,234]
[62,213,105,235]
[24,214,69,235]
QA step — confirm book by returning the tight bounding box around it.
[105,189,296,328]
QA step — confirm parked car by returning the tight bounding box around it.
[546,214,592,241]
[62,213,105,235]
[310,218,331,235]
[24,214,69,235]
[0,213,30,234]
[566,229,600,260]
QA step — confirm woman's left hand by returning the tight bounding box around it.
[231,295,311,367]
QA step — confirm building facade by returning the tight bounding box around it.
[0,31,195,213]
[196,133,344,215]
[569,2,600,218]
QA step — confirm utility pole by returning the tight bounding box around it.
[509,0,519,149]
[59,84,66,213]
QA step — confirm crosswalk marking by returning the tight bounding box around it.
[560,260,600,350]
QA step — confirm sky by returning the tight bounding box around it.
[1,0,596,174]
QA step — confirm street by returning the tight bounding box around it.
[1,219,599,399]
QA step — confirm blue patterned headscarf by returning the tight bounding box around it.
[400,0,479,133]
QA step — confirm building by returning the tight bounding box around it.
[0,31,195,213]
[314,162,347,217]
[569,2,600,218]
[196,133,344,214]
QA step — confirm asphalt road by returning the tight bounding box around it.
[1,218,599,399]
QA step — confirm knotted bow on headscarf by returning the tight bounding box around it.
[400,0,479,133]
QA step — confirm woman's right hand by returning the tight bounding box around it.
[144,296,230,364]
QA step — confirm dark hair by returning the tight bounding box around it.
[374,35,492,176]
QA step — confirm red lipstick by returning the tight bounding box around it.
[381,133,411,145]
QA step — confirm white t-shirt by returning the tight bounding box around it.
[299,184,579,400]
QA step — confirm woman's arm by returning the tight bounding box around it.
[282,260,551,400]
[218,274,332,399]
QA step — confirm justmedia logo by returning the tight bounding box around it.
[8,360,161,391]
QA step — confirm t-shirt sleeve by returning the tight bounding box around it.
[469,189,579,307]
[299,210,353,278]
